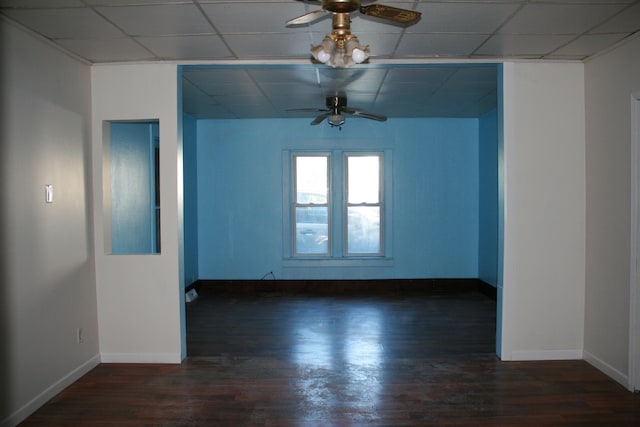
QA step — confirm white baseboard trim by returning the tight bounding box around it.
[583,350,630,389]
[1,354,100,427]
[509,349,583,361]
[100,352,182,364]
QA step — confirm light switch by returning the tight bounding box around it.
[45,184,53,203]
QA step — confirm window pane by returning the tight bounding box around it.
[348,156,379,203]
[296,156,327,203]
[347,206,380,254]
[296,206,329,254]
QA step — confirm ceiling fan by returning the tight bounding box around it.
[286,1,422,67]
[290,94,387,127]
[287,0,421,27]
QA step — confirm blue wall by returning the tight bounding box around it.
[193,116,495,280]
[478,108,499,286]
[183,114,199,286]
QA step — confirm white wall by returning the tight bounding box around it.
[501,62,586,360]
[584,35,640,387]
[92,64,184,363]
[0,19,98,426]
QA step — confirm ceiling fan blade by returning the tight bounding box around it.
[287,108,329,113]
[359,4,421,26]
[311,113,330,125]
[286,9,329,26]
[342,107,387,122]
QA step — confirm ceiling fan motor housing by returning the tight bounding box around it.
[323,0,360,14]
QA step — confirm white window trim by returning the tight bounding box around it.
[283,149,393,261]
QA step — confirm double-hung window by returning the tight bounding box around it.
[292,152,384,258]
[345,154,382,256]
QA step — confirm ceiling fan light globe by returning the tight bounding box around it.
[316,49,331,63]
[351,48,367,64]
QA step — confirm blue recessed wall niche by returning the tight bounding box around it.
[108,120,160,254]
[184,114,498,281]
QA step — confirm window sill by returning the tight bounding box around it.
[283,258,394,268]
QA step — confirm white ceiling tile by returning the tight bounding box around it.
[136,35,232,59]
[350,14,408,35]
[549,33,629,57]
[201,2,309,34]
[499,3,628,35]
[1,8,123,38]
[55,38,154,62]
[395,34,489,57]
[223,33,311,57]
[85,0,191,4]
[408,2,519,34]
[476,34,575,57]
[0,0,83,6]
[591,2,640,34]
[95,4,214,36]
[529,0,634,3]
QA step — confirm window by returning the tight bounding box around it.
[346,154,382,255]
[292,152,384,258]
[294,155,330,255]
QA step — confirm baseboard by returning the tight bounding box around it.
[100,352,182,364]
[583,350,630,390]
[193,278,493,296]
[1,354,100,427]
[509,349,583,361]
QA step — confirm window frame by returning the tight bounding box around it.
[287,150,388,260]
[344,152,384,257]
[292,153,332,257]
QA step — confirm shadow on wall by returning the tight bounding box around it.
[0,31,11,422]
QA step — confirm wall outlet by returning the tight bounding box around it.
[77,327,84,344]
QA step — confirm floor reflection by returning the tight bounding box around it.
[292,303,383,424]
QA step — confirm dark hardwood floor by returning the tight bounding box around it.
[21,282,640,426]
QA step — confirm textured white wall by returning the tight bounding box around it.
[92,64,184,363]
[501,62,586,361]
[584,34,640,388]
[0,19,98,426]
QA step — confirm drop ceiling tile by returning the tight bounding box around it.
[529,0,634,3]
[85,0,191,4]
[56,38,155,62]
[499,3,628,35]
[1,8,123,39]
[270,91,326,110]
[319,67,387,89]
[183,68,254,87]
[249,67,320,86]
[350,14,408,35]
[407,2,519,34]
[95,4,214,36]
[136,34,232,59]
[395,34,489,57]
[223,33,311,57]
[591,2,640,34]
[445,66,498,86]
[476,34,576,57]
[382,66,457,88]
[548,33,629,57]
[0,0,83,6]
[201,2,309,34]
[351,33,402,57]
[258,82,322,99]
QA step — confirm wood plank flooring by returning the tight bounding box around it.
[20,283,640,426]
